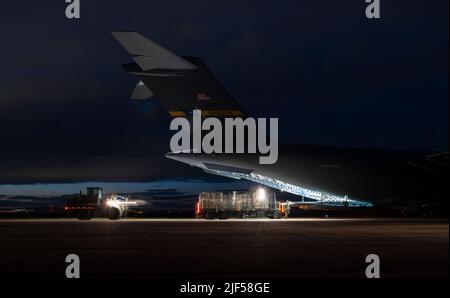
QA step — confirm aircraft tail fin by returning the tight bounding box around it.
[112,31,247,118]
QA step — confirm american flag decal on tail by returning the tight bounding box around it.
[197,93,211,101]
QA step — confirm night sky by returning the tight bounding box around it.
[0,0,448,199]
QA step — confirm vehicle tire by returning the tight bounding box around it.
[205,211,216,220]
[78,210,93,220]
[272,211,282,219]
[219,212,229,220]
[107,207,121,220]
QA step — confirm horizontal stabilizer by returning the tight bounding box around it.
[131,81,153,100]
[408,152,449,172]
[111,31,197,70]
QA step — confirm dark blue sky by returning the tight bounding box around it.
[0,0,448,193]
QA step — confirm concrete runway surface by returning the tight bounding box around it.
[0,218,447,278]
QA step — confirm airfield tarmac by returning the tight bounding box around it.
[0,218,447,278]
